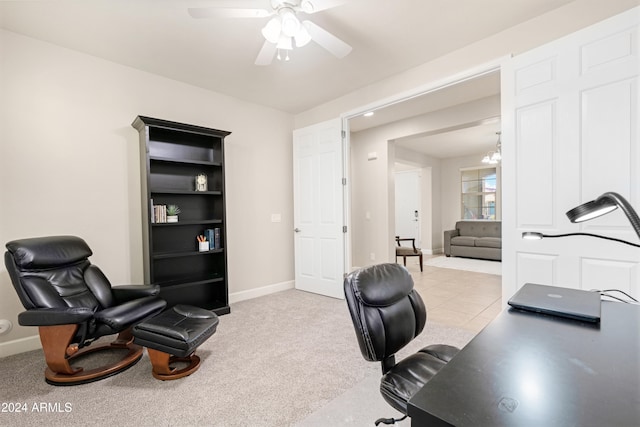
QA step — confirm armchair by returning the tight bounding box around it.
[344,263,459,425]
[4,235,167,385]
[395,236,423,272]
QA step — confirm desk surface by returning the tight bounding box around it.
[408,300,640,426]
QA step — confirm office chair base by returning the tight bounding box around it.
[375,415,407,425]
[147,349,202,380]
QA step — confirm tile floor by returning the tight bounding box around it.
[403,255,503,334]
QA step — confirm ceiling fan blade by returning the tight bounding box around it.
[304,0,350,14]
[303,20,352,58]
[255,40,277,66]
[188,7,271,19]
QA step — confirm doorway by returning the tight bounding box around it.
[345,65,503,271]
[395,166,422,248]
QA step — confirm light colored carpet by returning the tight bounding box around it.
[425,255,502,275]
[0,289,475,427]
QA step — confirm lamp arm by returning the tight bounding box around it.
[540,232,640,248]
[599,192,640,240]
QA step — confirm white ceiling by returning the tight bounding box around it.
[351,70,501,159]
[0,0,576,114]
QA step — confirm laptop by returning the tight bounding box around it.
[508,283,601,323]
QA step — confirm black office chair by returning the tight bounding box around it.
[344,263,459,425]
[5,235,167,385]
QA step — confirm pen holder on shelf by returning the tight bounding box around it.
[198,241,209,252]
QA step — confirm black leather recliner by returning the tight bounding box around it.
[5,235,167,385]
[344,263,459,425]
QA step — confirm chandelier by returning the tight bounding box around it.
[482,131,502,165]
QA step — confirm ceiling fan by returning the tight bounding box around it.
[188,0,353,65]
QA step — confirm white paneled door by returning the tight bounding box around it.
[502,7,640,302]
[293,119,345,299]
[395,169,421,248]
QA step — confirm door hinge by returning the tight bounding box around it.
[341,130,346,139]
[343,226,348,233]
[342,177,347,185]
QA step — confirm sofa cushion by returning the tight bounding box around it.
[475,237,501,249]
[451,236,477,247]
[457,221,501,238]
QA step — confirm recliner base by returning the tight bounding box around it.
[44,341,143,386]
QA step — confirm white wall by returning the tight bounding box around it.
[0,30,294,355]
[349,131,393,267]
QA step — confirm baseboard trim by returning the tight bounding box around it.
[0,334,41,358]
[1,281,296,357]
[229,280,295,304]
[422,248,443,255]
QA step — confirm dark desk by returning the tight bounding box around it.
[408,301,640,426]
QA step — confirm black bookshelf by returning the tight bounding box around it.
[132,116,231,315]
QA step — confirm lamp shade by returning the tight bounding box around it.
[262,17,282,43]
[294,24,312,47]
[566,198,617,223]
[566,192,640,239]
[280,9,300,37]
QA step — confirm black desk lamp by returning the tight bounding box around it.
[522,192,640,248]
[566,192,640,239]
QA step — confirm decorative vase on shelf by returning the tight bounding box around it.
[166,204,181,223]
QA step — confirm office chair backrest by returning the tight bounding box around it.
[344,263,426,368]
[5,235,115,311]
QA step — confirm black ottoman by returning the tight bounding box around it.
[132,305,219,380]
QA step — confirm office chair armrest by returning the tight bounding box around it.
[17,307,94,326]
[112,285,161,304]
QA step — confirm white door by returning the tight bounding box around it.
[395,169,421,247]
[502,7,640,303]
[293,118,345,299]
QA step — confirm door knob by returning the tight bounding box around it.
[294,228,301,233]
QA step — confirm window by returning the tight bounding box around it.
[461,167,497,220]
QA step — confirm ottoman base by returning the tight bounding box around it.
[147,348,202,380]
[132,304,219,381]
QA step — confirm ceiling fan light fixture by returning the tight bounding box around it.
[276,35,293,50]
[294,25,312,47]
[262,16,282,43]
[301,0,315,13]
[280,8,300,37]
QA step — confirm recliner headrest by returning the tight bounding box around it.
[5,236,92,269]
[348,263,413,306]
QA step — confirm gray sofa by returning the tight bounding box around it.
[444,221,501,261]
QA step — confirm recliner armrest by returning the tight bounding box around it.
[94,296,166,331]
[112,285,161,304]
[18,307,94,326]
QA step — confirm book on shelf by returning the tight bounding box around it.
[214,227,221,249]
[153,204,167,223]
[205,229,215,250]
